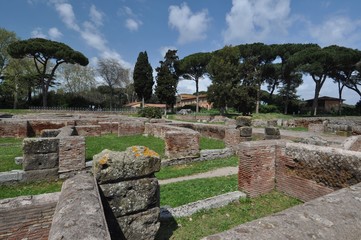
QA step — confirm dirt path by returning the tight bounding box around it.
[158,166,238,185]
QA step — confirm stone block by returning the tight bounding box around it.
[117,207,160,240]
[23,168,59,182]
[267,120,277,127]
[23,138,59,154]
[308,123,325,133]
[75,125,101,136]
[118,121,145,136]
[239,126,252,137]
[265,127,280,136]
[235,116,252,127]
[0,170,24,182]
[164,130,200,159]
[93,147,161,184]
[100,178,159,217]
[23,153,58,170]
[40,129,61,137]
[58,136,85,173]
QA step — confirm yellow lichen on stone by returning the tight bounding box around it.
[99,153,109,165]
[143,147,159,158]
[132,146,138,153]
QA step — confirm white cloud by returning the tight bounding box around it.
[168,3,210,44]
[48,27,63,39]
[53,2,80,31]
[51,1,132,68]
[31,27,46,38]
[89,4,103,27]
[125,18,142,32]
[308,16,361,47]
[223,0,291,44]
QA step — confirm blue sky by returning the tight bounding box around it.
[1,0,361,104]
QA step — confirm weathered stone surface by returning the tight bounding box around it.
[100,178,159,217]
[23,152,58,170]
[22,168,59,182]
[49,173,111,240]
[93,146,161,184]
[23,138,59,154]
[308,123,325,133]
[117,207,160,240]
[236,116,252,127]
[40,129,61,137]
[164,130,200,159]
[267,120,277,127]
[300,136,329,146]
[58,136,85,173]
[343,135,361,151]
[265,127,280,136]
[14,156,23,165]
[239,126,252,137]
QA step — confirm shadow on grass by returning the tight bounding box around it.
[155,216,178,240]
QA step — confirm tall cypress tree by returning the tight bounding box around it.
[133,51,154,107]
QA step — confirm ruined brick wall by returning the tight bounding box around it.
[75,125,101,136]
[118,120,146,136]
[164,130,200,159]
[275,143,334,202]
[145,123,200,159]
[0,193,60,240]
[237,141,361,201]
[28,120,73,137]
[0,119,28,137]
[170,122,226,140]
[58,136,85,173]
[237,141,276,197]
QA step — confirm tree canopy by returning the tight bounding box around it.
[178,52,211,112]
[133,51,154,107]
[7,38,89,107]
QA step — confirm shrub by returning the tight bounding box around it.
[138,107,162,118]
[259,104,280,113]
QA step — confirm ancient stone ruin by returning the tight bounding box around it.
[1,113,361,239]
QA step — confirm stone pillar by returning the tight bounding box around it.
[239,126,252,141]
[93,146,161,240]
[264,127,281,140]
[235,116,252,128]
[22,138,59,181]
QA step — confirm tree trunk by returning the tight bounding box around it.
[195,78,199,113]
[283,79,291,115]
[312,83,322,116]
[337,81,344,115]
[42,82,47,107]
[255,83,260,114]
[142,97,145,109]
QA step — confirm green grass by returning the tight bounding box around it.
[200,137,225,149]
[86,134,165,161]
[284,126,308,132]
[86,134,226,161]
[0,180,63,199]
[0,109,33,115]
[160,175,238,207]
[157,190,302,240]
[0,138,23,172]
[156,156,238,180]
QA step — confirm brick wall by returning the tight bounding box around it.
[75,125,101,136]
[0,193,60,240]
[28,120,72,137]
[237,140,361,201]
[58,136,85,173]
[238,141,276,197]
[170,122,226,140]
[118,121,145,136]
[0,120,28,137]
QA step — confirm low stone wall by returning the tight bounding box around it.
[170,122,226,140]
[237,140,361,201]
[0,192,60,240]
[49,173,110,240]
[118,120,146,136]
[93,147,161,240]
[343,135,361,151]
[203,182,361,240]
[161,148,234,166]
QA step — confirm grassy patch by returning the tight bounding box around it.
[284,126,308,132]
[0,180,63,199]
[200,137,225,150]
[160,175,238,207]
[86,134,165,161]
[0,138,23,172]
[156,156,238,180]
[0,109,32,115]
[157,191,302,240]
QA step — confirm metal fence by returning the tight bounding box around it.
[28,106,138,114]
